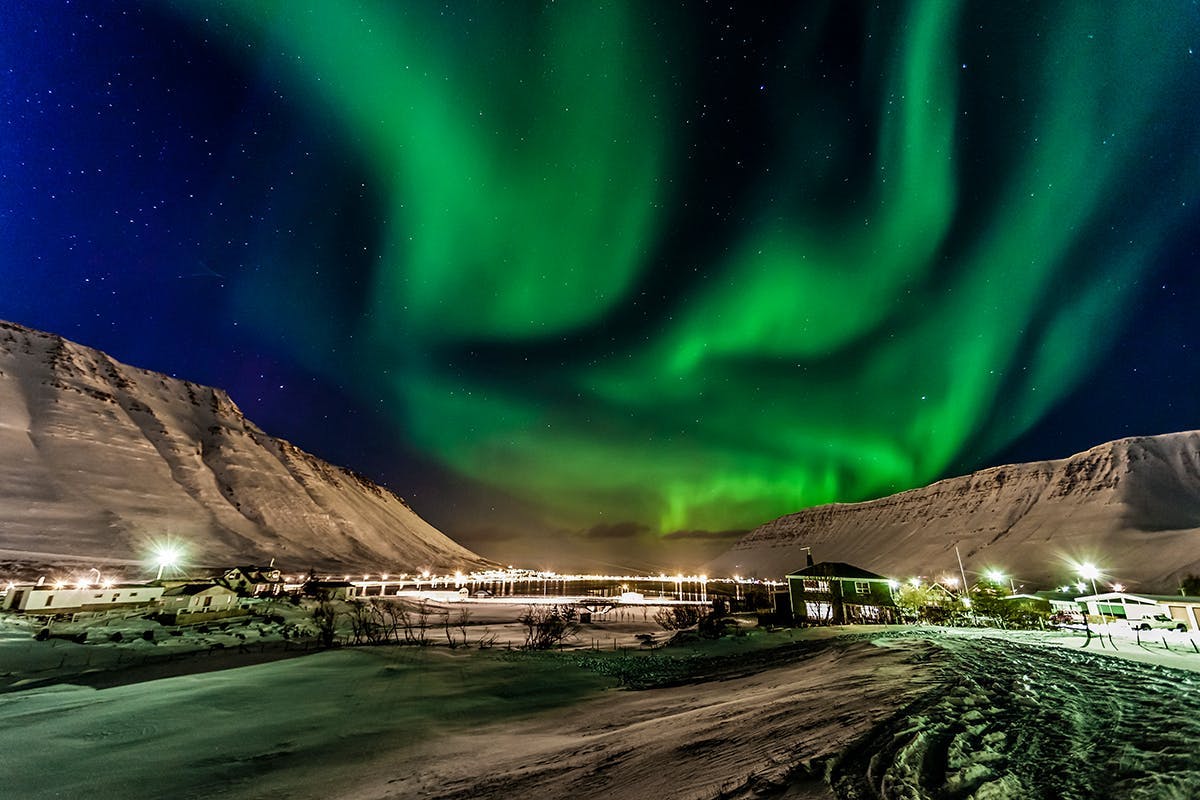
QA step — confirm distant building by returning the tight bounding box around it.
[218,565,284,597]
[1029,591,1084,617]
[1076,591,1200,631]
[157,582,243,624]
[785,560,898,625]
[307,580,355,601]
[1,584,163,614]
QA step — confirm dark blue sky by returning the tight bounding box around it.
[4,2,1199,570]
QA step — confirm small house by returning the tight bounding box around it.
[218,565,284,597]
[1075,591,1165,622]
[158,582,242,624]
[2,583,163,614]
[1076,591,1200,631]
[1031,590,1085,617]
[785,560,898,625]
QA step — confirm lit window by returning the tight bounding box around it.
[802,579,830,593]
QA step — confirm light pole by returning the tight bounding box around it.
[1079,563,1104,630]
[154,546,180,581]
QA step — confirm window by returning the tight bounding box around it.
[113,593,120,600]
[45,595,54,606]
[802,579,830,593]
[94,593,104,599]
[129,592,138,597]
[805,601,832,620]
[203,596,213,608]
[854,581,871,595]
[852,604,882,621]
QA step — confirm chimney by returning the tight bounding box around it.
[802,546,814,567]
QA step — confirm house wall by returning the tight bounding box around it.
[161,589,238,613]
[3,586,163,612]
[787,577,896,625]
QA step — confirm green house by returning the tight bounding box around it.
[785,561,898,625]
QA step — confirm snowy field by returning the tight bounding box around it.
[4,622,1200,799]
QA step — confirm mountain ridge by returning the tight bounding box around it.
[0,320,489,573]
[710,431,1200,592]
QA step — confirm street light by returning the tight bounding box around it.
[153,546,181,581]
[985,569,1015,595]
[1079,562,1105,629]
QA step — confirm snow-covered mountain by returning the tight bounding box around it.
[0,320,489,573]
[711,432,1200,591]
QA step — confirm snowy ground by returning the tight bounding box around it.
[4,623,1200,798]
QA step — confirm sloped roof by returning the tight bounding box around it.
[162,582,236,597]
[785,561,888,581]
[226,566,282,581]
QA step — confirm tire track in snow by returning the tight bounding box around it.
[826,636,1200,800]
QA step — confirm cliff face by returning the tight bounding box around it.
[710,432,1200,591]
[0,320,489,572]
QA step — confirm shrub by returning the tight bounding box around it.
[518,605,579,650]
[653,605,710,631]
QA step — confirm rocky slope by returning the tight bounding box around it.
[0,320,489,573]
[711,431,1200,591]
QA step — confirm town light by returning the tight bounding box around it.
[908,577,921,588]
[985,569,1016,595]
[153,546,181,581]
[1078,563,1104,628]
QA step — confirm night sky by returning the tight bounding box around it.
[4,2,1200,572]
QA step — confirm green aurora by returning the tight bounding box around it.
[177,1,1200,538]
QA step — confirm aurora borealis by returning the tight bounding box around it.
[4,2,1200,569]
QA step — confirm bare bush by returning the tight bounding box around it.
[653,605,709,631]
[518,605,580,650]
[346,600,389,645]
[312,601,339,648]
[456,608,472,643]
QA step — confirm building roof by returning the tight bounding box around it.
[1032,591,1080,602]
[226,566,282,580]
[1077,591,1200,605]
[161,582,236,597]
[785,561,889,581]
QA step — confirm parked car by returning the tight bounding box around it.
[1129,614,1187,632]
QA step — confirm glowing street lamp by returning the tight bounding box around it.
[153,546,181,581]
[1079,562,1105,628]
[985,569,1016,595]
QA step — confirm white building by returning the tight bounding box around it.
[2,584,163,613]
[158,583,239,614]
[1076,591,1200,631]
